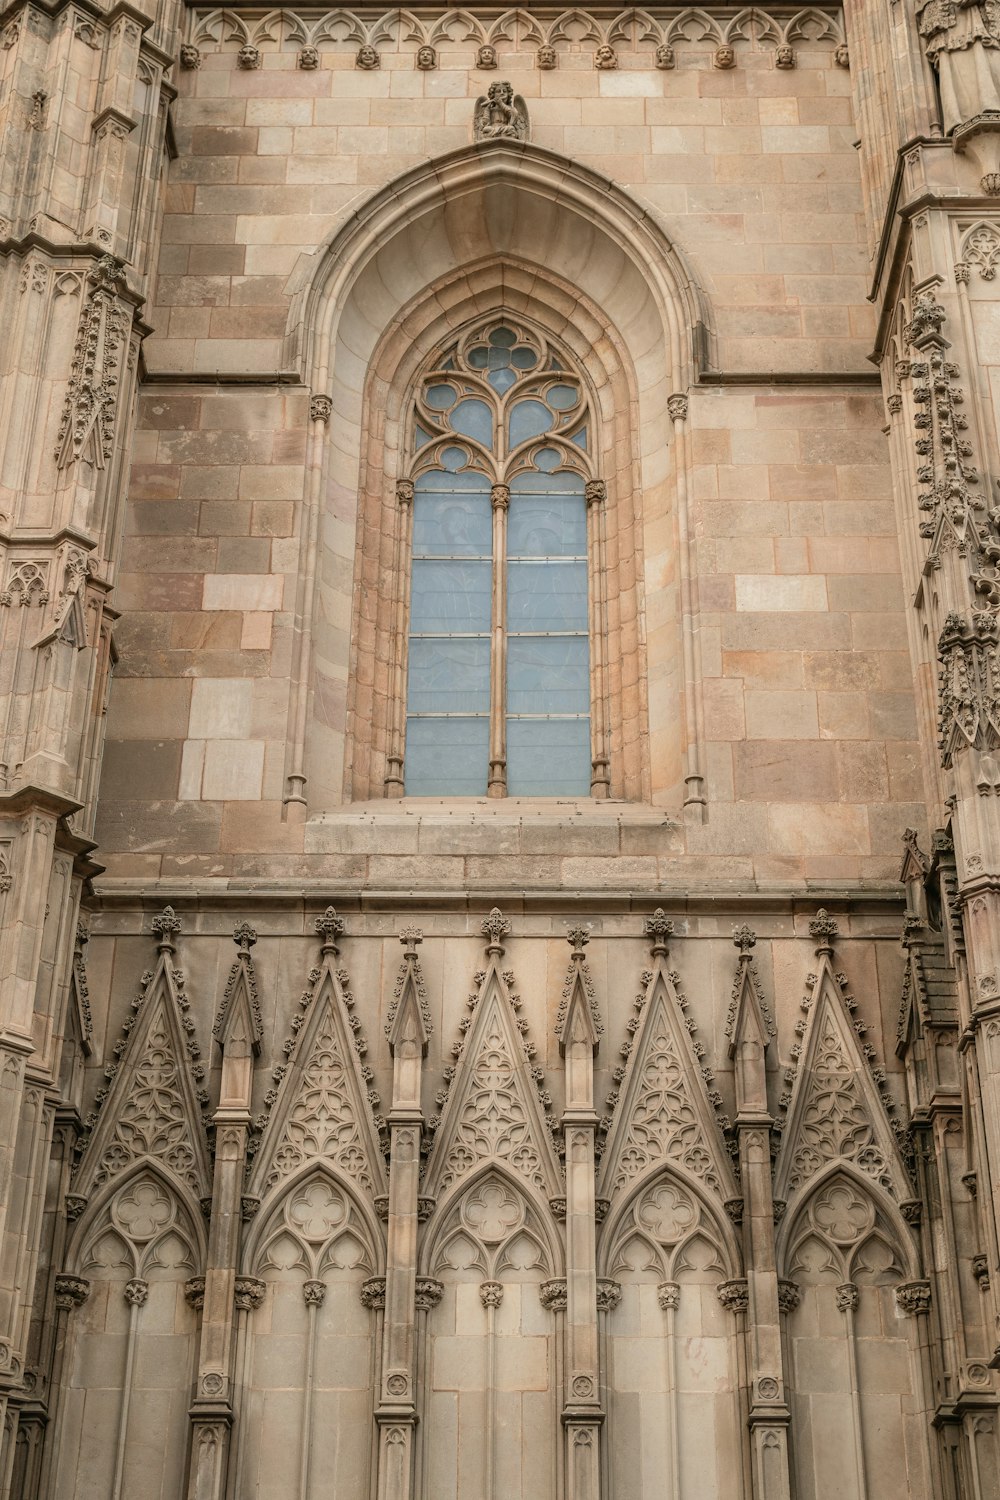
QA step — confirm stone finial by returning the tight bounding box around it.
[643,908,674,957]
[152,906,180,952]
[567,925,590,956]
[809,908,838,953]
[400,926,422,957]
[482,907,511,953]
[733,923,757,953]
[233,921,256,953]
[315,906,344,954]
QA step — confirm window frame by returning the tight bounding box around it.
[384,318,611,800]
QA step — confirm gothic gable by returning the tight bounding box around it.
[775,947,911,1203]
[598,927,737,1204]
[423,919,561,1201]
[248,921,387,1203]
[73,912,211,1201]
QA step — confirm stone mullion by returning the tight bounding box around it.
[488,482,508,797]
[224,1278,265,1500]
[562,1125,601,1500]
[584,479,609,797]
[375,1122,421,1500]
[735,1127,793,1500]
[383,478,413,798]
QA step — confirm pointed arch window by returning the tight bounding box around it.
[387,320,609,798]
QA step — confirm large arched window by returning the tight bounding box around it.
[386,319,608,798]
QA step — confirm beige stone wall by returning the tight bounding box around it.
[99,7,925,889]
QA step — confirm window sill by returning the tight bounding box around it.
[305,799,683,857]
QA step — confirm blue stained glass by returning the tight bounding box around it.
[490,327,516,348]
[548,383,579,410]
[426,383,456,410]
[407,637,490,714]
[508,635,589,713]
[509,400,553,448]
[509,494,586,558]
[506,717,591,796]
[489,367,517,395]
[411,560,491,632]
[450,398,494,447]
[413,477,491,557]
[441,446,468,472]
[414,424,432,449]
[508,560,589,631]
[511,347,537,369]
[571,427,588,450]
[468,346,488,369]
[405,716,489,796]
[533,447,561,472]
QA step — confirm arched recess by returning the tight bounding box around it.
[419,1164,563,1500]
[281,142,715,812]
[233,1165,384,1500]
[53,1163,204,1500]
[598,1164,745,1500]
[777,1165,932,1500]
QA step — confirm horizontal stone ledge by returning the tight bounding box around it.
[140,369,306,387]
[88,881,906,920]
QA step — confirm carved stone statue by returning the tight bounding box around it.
[917,0,1000,132]
[473,80,528,143]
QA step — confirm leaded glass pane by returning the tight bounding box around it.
[407,637,490,714]
[508,560,589,631]
[411,560,491,632]
[507,636,589,714]
[509,399,553,448]
[506,717,592,796]
[449,398,494,447]
[413,473,491,557]
[405,717,490,796]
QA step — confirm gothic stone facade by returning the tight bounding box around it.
[2,2,1000,1497]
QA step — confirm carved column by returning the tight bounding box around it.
[557,927,602,1499]
[375,928,430,1500]
[185,922,262,1500]
[727,926,793,1499]
[225,1277,265,1500]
